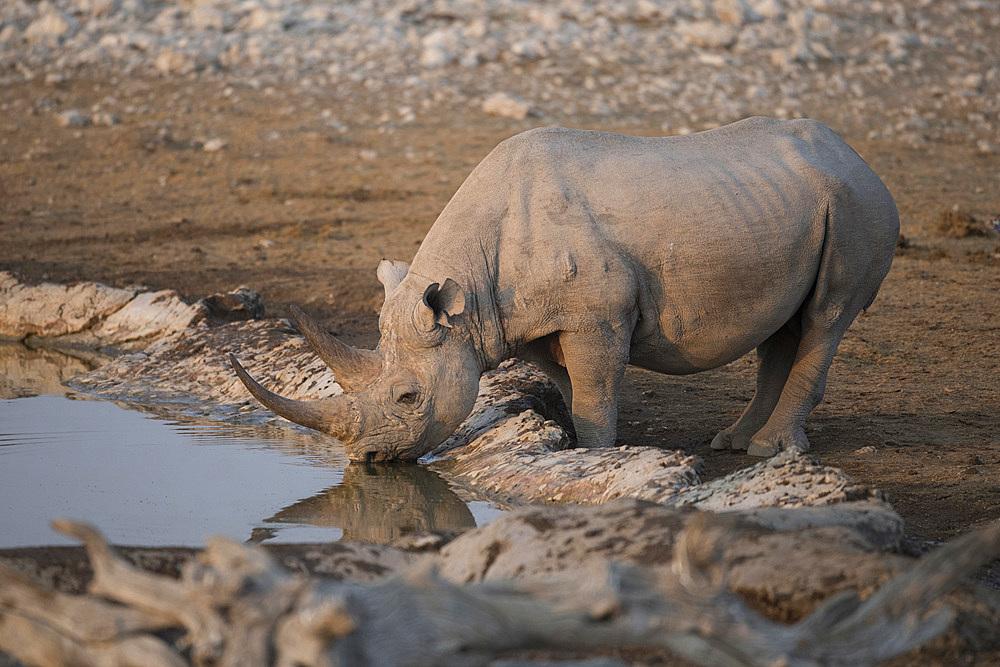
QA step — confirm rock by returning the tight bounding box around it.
[82,290,207,344]
[673,448,884,510]
[92,112,121,126]
[55,109,89,127]
[24,10,75,43]
[481,92,531,120]
[198,286,265,323]
[70,319,343,407]
[977,139,999,154]
[749,0,784,19]
[420,29,458,68]
[202,137,227,152]
[0,272,135,339]
[188,5,232,32]
[678,21,739,48]
[73,0,118,18]
[155,47,197,74]
[242,6,285,31]
[437,499,688,583]
[436,498,909,622]
[715,0,759,25]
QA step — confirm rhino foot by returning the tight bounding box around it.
[710,429,754,451]
[709,431,731,450]
[746,427,810,458]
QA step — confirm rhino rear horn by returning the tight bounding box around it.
[289,305,381,392]
[230,354,359,442]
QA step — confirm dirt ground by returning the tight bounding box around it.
[2,73,998,544]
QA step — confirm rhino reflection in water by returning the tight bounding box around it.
[249,463,476,543]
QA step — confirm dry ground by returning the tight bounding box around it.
[2,73,998,543]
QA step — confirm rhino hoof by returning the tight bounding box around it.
[730,432,752,451]
[747,440,782,457]
[710,431,730,450]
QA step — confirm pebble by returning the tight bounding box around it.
[202,137,227,152]
[56,109,88,127]
[92,112,120,126]
[482,92,532,120]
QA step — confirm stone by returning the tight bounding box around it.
[198,286,265,323]
[92,112,121,126]
[715,0,758,25]
[55,109,89,127]
[202,137,227,152]
[188,6,233,32]
[73,0,118,17]
[87,290,206,342]
[481,92,531,119]
[24,11,74,43]
[678,21,739,48]
[0,272,135,339]
[155,48,196,74]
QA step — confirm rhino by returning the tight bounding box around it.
[231,117,898,462]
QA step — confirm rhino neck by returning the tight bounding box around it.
[409,248,513,373]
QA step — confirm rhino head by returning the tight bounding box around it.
[230,260,482,462]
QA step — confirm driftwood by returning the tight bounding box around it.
[2,513,998,667]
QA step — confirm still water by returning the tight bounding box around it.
[0,346,501,548]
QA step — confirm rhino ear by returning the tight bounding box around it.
[414,279,465,338]
[377,259,410,299]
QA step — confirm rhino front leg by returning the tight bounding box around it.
[711,322,799,451]
[557,325,631,449]
[518,336,573,409]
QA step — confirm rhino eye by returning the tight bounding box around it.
[396,391,419,406]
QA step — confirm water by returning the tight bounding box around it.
[0,345,502,548]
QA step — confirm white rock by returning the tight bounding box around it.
[715,0,758,25]
[202,137,227,152]
[481,92,531,120]
[24,11,74,42]
[73,0,118,18]
[92,112,121,126]
[0,272,135,338]
[678,21,739,49]
[188,6,233,32]
[977,139,999,154]
[155,47,194,74]
[84,290,207,344]
[56,109,89,127]
[420,29,459,68]
[243,6,284,32]
[749,0,784,19]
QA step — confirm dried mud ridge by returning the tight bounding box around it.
[1,274,999,665]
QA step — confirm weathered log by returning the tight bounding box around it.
[1,513,997,666]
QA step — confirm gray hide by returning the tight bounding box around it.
[232,117,899,461]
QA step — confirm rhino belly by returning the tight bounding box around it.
[626,242,818,375]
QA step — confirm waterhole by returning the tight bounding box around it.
[0,344,501,547]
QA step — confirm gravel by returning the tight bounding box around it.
[1,0,998,144]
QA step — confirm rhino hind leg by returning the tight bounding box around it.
[710,322,800,451]
[744,278,885,457]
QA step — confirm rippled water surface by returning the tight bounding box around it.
[0,346,501,547]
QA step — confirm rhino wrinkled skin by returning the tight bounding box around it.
[232,117,899,462]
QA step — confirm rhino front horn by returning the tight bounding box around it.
[230,354,359,443]
[289,305,381,392]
